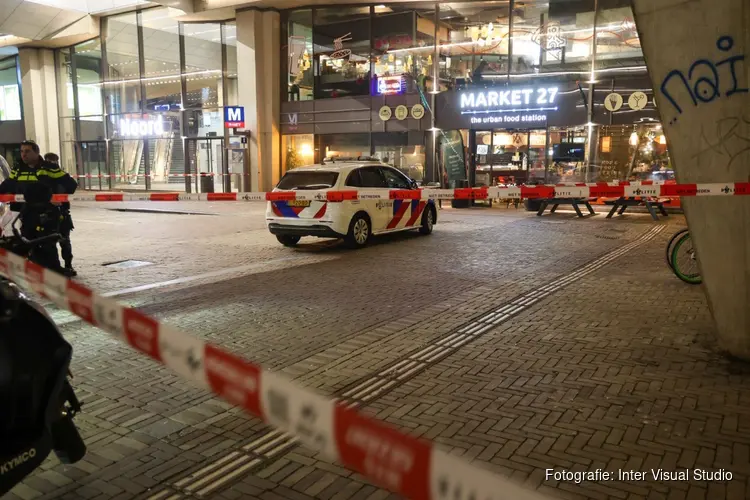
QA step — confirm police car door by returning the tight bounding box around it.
[379,166,420,232]
[355,166,389,232]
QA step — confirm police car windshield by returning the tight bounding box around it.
[277,171,338,190]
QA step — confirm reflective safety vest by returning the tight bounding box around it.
[8,164,68,183]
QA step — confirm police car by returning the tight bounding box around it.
[266,158,436,248]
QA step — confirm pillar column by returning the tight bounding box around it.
[18,48,61,157]
[633,0,750,357]
[236,9,280,192]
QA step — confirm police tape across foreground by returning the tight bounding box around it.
[1,182,749,204]
[0,250,552,500]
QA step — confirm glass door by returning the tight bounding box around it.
[77,141,108,190]
[186,138,226,193]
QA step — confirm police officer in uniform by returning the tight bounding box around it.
[44,152,78,277]
[0,141,78,273]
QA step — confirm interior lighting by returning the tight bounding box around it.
[629,131,639,146]
[657,134,667,145]
[299,143,313,156]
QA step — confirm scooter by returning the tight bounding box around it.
[0,202,86,496]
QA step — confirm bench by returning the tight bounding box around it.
[606,197,668,221]
[536,198,596,217]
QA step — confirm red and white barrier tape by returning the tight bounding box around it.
[72,173,233,178]
[1,182,749,204]
[0,250,549,500]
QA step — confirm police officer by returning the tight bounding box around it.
[0,141,77,273]
[43,152,77,277]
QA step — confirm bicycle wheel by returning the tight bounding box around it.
[670,232,702,285]
[666,228,689,271]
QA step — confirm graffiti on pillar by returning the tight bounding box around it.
[692,115,750,167]
[660,36,748,125]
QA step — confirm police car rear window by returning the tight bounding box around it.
[277,171,339,190]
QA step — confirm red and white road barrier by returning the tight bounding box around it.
[0,250,549,500]
[1,182,749,204]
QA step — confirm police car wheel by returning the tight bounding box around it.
[419,206,435,235]
[345,213,370,249]
[276,235,301,247]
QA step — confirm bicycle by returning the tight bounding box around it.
[666,228,702,285]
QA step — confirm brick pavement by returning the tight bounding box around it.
[6,203,738,500]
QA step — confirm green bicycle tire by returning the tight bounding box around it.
[671,232,702,285]
[666,228,689,271]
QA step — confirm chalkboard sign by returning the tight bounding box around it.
[441,133,466,181]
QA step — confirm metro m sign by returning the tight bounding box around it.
[224,106,245,128]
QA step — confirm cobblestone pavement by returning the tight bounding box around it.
[7,202,744,500]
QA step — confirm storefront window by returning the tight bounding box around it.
[281,134,315,173]
[597,124,670,182]
[141,8,182,112]
[60,142,77,177]
[74,39,104,121]
[371,132,425,182]
[313,8,371,99]
[285,10,313,101]
[547,126,587,183]
[438,2,511,88]
[104,12,142,114]
[109,139,144,189]
[509,0,549,73]
[473,129,546,185]
[545,2,595,69]
[318,132,370,160]
[0,56,21,121]
[595,5,643,69]
[55,49,76,143]
[56,49,74,118]
[372,4,436,95]
[184,108,223,137]
[183,23,223,108]
[224,22,238,105]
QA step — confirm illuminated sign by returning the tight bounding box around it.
[459,86,559,112]
[459,86,559,128]
[374,76,405,95]
[469,113,548,126]
[225,106,245,128]
[119,115,165,137]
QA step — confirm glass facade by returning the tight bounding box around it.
[281,1,658,188]
[55,7,238,192]
[313,8,371,99]
[0,56,21,121]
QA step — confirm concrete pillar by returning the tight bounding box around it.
[236,9,281,192]
[18,48,61,158]
[632,1,750,357]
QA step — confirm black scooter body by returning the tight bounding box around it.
[0,278,86,496]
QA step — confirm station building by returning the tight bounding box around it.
[1,0,671,193]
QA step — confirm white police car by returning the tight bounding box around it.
[266,159,436,248]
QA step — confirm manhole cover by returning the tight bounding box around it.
[103,260,153,269]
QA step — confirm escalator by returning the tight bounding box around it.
[168,131,185,186]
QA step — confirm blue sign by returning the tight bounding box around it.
[224,106,245,128]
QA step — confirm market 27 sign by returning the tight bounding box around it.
[459,86,560,113]
[458,86,560,126]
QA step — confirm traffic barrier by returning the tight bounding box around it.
[0,250,550,500]
[1,182,749,204]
